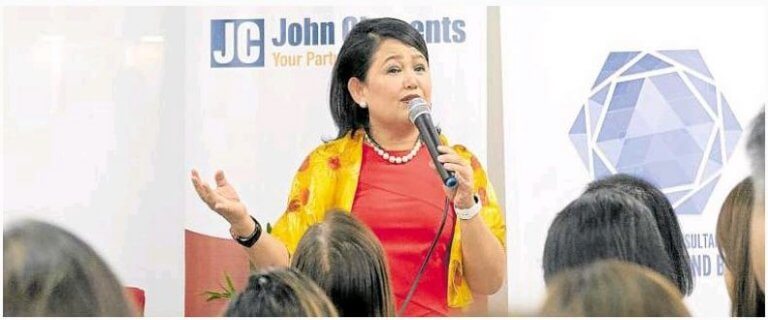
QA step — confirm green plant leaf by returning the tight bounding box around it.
[201,271,240,303]
[203,291,224,302]
[225,274,236,293]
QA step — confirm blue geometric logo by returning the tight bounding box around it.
[569,50,742,214]
[211,19,265,68]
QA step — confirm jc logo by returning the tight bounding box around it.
[211,19,265,67]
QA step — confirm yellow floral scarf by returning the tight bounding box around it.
[270,129,506,308]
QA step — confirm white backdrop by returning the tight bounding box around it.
[182,7,492,315]
[501,3,767,316]
[184,7,488,238]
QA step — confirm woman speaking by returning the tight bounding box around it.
[191,17,505,316]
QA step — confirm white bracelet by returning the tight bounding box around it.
[455,195,482,220]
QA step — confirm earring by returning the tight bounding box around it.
[359,102,367,108]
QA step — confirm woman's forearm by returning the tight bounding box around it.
[231,217,290,269]
[459,216,506,294]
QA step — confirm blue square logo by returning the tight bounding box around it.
[211,19,265,68]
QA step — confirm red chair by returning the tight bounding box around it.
[124,286,145,316]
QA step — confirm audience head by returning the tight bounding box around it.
[224,267,338,317]
[540,259,690,316]
[291,210,395,316]
[717,177,765,316]
[747,107,765,290]
[3,219,133,316]
[543,189,676,286]
[585,173,693,295]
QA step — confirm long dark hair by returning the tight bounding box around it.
[291,210,395,316]
[3,220,133,316]
[329,17,429,139]
[717,178,765,316]
[543,189,676,286]
[585,173,694,295]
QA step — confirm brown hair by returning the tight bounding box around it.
[540,259,690,317]
[3,220,133,316]
[291,210,395,316]
[717,177,765,316]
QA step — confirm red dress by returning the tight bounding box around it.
[352,143,457,316]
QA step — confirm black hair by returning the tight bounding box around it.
[585,173,693,295]
[543,189,676,287]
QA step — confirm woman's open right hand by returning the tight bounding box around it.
[191,169,250,228]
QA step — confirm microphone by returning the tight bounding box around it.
[408,98,458,188]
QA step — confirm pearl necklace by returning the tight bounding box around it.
[364,131,422,164]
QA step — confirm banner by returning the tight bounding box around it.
[183,6,488,315]
[501,3,767,316]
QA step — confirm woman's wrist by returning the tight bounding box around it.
[454,194,475,209]
[230,214,257,238]
[456,194,482,220]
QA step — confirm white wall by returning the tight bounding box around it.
[2,7,185,316]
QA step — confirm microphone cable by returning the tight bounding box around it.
[397,196,451,316]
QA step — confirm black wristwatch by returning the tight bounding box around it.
[230,216,262,248]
